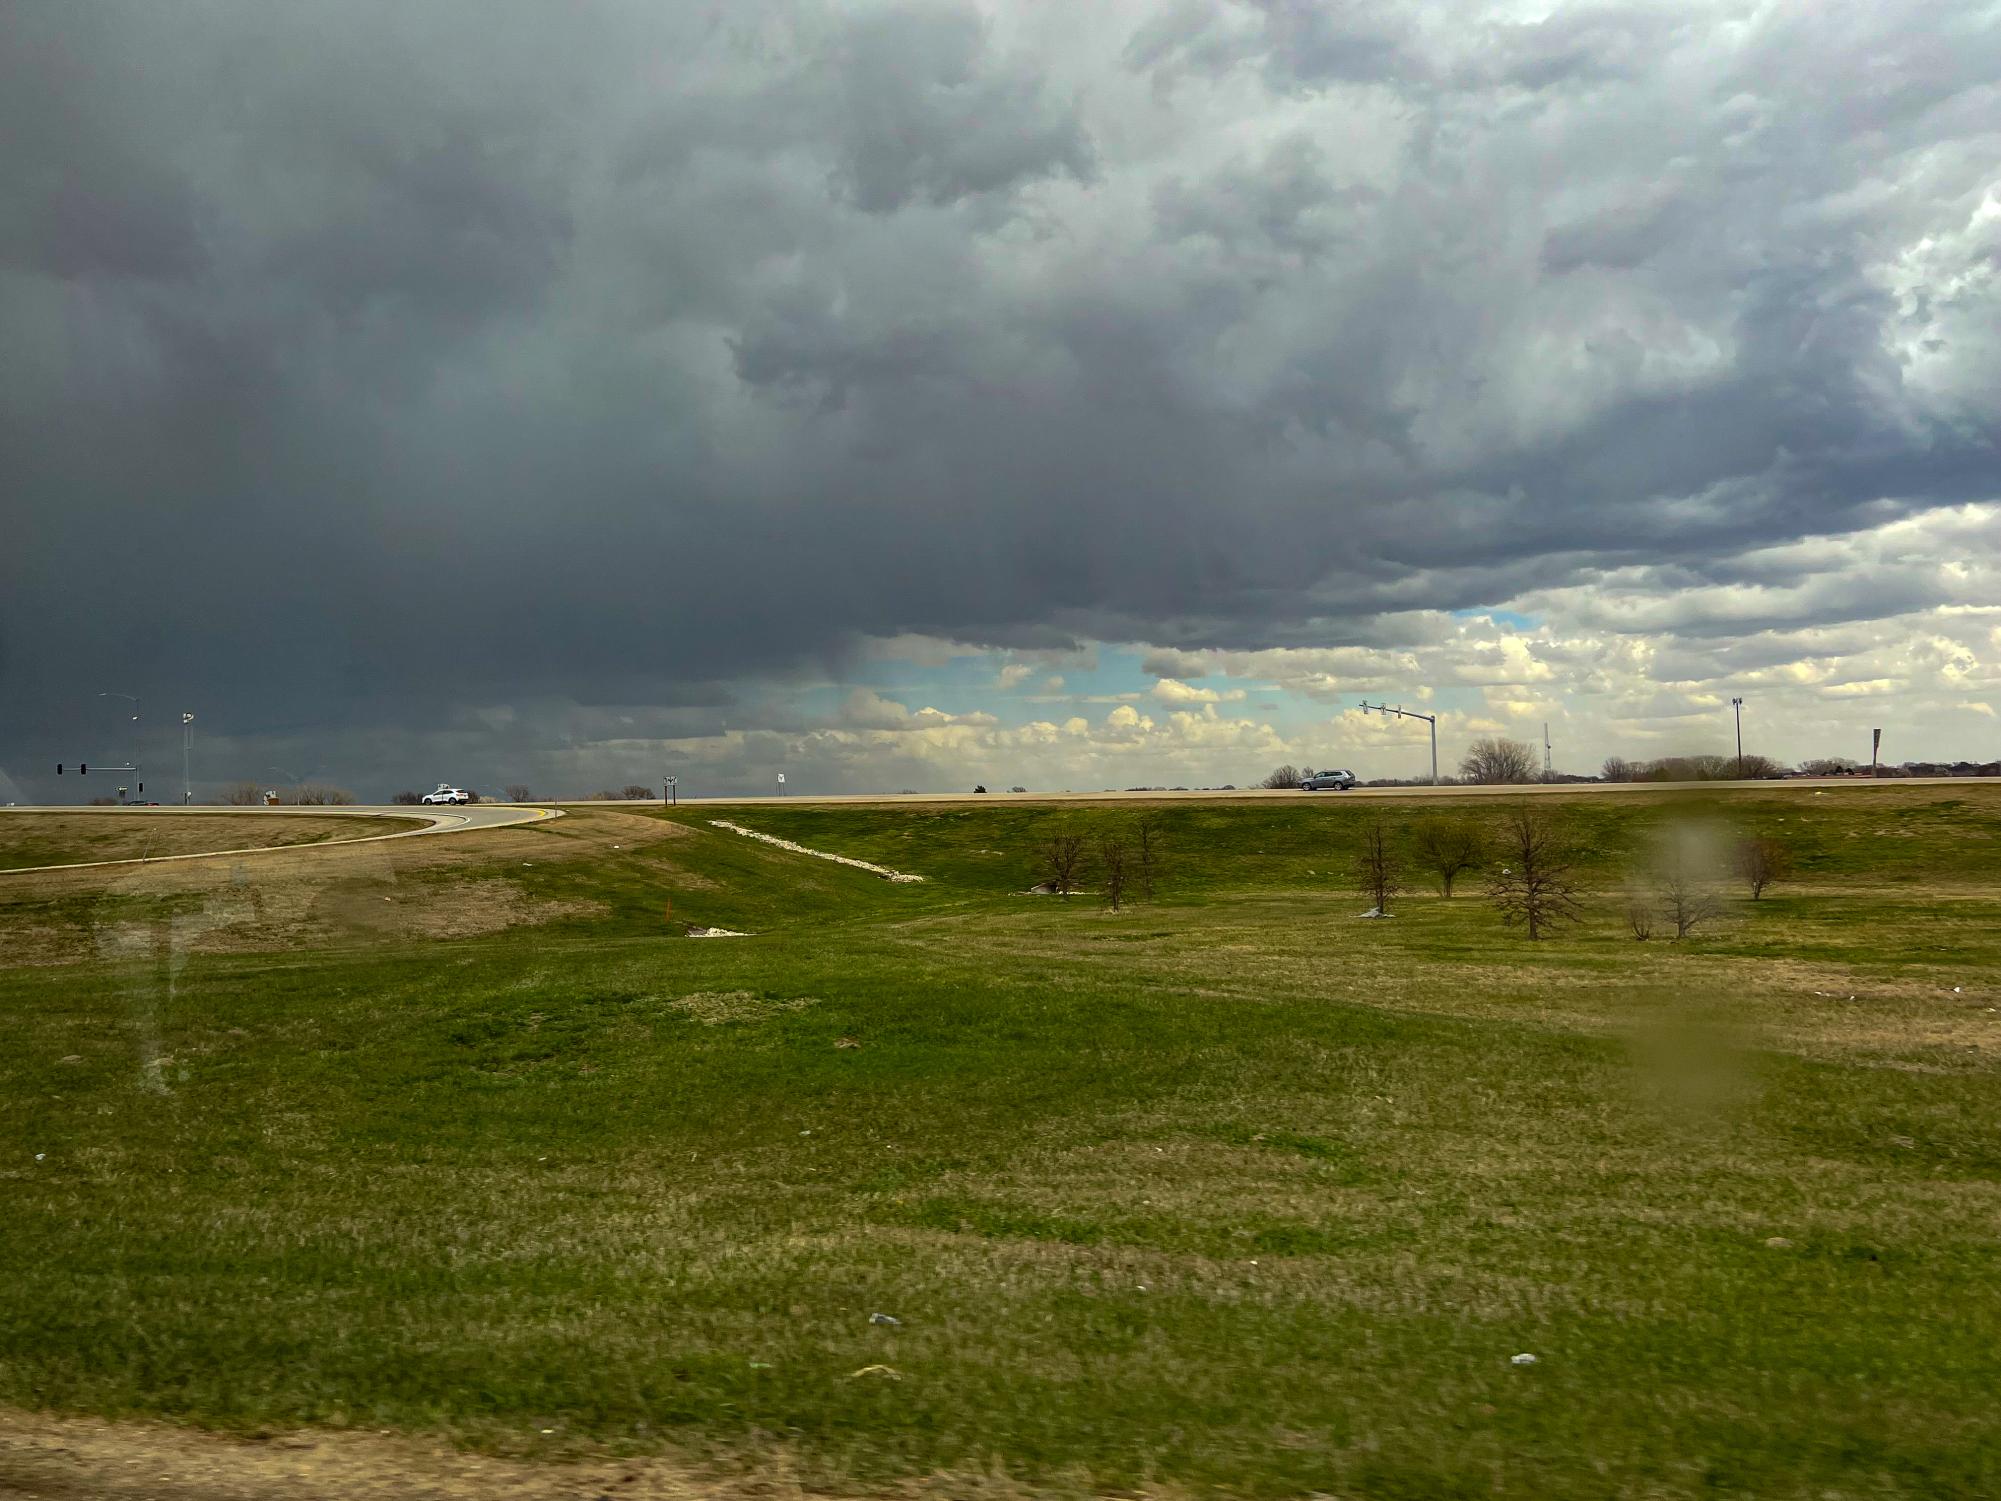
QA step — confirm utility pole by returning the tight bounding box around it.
[1732,697,1744,780]
[1543,722,1553,783]
[182,713,195,804]
[1358,701,1439,786]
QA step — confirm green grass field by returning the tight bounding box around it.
[5,786,2000,1498]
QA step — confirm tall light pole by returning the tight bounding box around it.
[1359,701,1439,786]
[1732,697,1744,780]
[182,713,195,804]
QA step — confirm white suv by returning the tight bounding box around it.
[421,784,470,805]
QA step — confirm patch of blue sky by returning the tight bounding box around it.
[1451,606,1540,630]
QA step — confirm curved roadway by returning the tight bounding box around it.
[0,804,562,877]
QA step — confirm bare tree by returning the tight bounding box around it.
[1654,832,1724,938]
[1735,753,1783,779]
[1259,764,1302,789]
[504,783,533,802]
[590,790,620,801]
[391,791,422,805]
[222,780,265,806]
[1798,757,1860,776]
[1037,833,1087,898]
[294,783,355,806]
[1353,817,1403,915]
[462,789,481,804]
[1413,816,1484,897]
[1486,807,1585,939]
[620,784,653,800]
[1625,898,1655,940]
[1732,835,1793,899]
[1098,832,1130,911]
[1601,756,1636,782]
[1459,737,1539,785]
[1134,812,1164,901]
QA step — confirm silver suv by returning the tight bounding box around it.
[1300,769,1356,791]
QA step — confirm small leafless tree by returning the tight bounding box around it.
[391,790,422,805]
[621,784,653,800]
[222,780,265,806]
[1601,756,1635,782]
[590,790,620,801]
[462,789,481,804]
[1413,816,1484,896]
[1486,806,1585,939]
[1460,737,1540,784]
[1625,897,1655,940]
[1134,812,1164,901]
[294,783,355,806]
[1099,832,1130,911]
[504,783,533,802]
[1654,833,1724,938]
[1353,817,1403,915]
[1260,764,1302,789]
[1733,836,1792,899]
[1038,833,1087,899]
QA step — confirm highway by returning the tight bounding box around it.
[567,776,1985,808]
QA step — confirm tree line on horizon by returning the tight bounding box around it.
[1263,736,2000,789]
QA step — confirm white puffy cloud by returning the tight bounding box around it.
[1150,677,1248,704]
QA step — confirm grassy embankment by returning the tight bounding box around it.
[0,812,419,871]
[3,785,1999,1498]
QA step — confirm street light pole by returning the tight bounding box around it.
[98,693,141,803]
[1359,701,1439,786]
[99,692,139,755]
[1732,697,1744,780]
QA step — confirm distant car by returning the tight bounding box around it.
[421,784,470,805]
[1300,769,1356,791]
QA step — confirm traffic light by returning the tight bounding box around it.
[57,764,63,774]
[137,782,144,794]
[81,763,87,775]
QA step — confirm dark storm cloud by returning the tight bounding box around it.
[4,0,1998,794]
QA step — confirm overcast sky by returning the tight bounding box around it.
[4,0,1998,801]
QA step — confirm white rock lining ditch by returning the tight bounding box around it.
[707,820,926,882]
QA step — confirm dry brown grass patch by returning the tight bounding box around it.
[670,991,820,1025]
